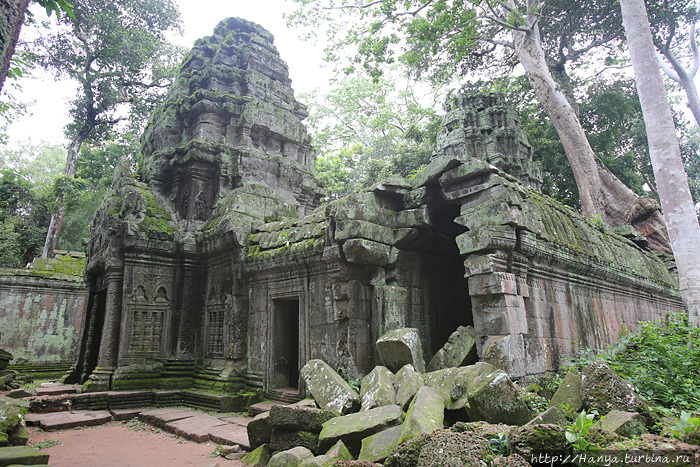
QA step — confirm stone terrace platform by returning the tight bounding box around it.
[12,383,297,450]
[25,406,253,448]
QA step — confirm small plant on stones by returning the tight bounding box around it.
[488,432,510,457]
[123,418,160,433]
[566,410,601,453]
[669,412,700,442]
[208,444,226,458]
[30,439,62,450]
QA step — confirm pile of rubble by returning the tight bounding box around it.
[242,327,699,466]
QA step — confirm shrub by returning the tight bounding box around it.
[568,313,700,411]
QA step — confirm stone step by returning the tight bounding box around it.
[139,407,251,448]
[24,410,112,431]
[139,408,195,428]
[34,383,79,397]
[166,413,230,443]
[218,415,250,427]
[269,387,302,404]
[248,401,286,417]
[110,407,150,421]
[207,423,251,450]
[0,446,50,467]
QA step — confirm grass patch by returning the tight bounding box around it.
[30,439,62,450]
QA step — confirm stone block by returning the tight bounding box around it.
[398,386,445,444]
[410,157,462,188]
[324,440,353,461]
[581,362,644,416]
[268,446,314,467]
[342,239,391,266]
[300,454,333,466]
[376,328,425,373]
[241,444,272,467]
[548,372,582,413]
[270,427,319,454]
[599,410,648,438]
[318,404,402,454]
[360,366,396,411]
[0,446,50,467]
[394,364,422,410]
[247,411,272,450]
[300,360,360,415]
[466,369,532,426]
[527,406,567,427]
[508,424,568,459]
[358,425,402,463]
[426,325,476,372]
[268,405,335,432]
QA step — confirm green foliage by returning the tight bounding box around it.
[208,444,226,458]
[32,0,75,19]
[26,0,184,148]
[29,438,62,450]
[669,412,700,442]
[303,72,439,200]
[565,410,601,452]
[568,313,700,411]
[0,168,50,267]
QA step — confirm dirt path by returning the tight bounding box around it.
[28,421,245,467]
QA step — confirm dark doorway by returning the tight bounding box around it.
[271,298,300,389]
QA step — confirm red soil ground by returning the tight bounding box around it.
[28,421,246,467]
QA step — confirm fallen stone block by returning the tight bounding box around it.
[376,328,425,373]
[581,362,644,416]
[358,425,402,463]
[324,440,353,461]
[318,404,402,454]
[360,366,396,411]
[599,410,648,438]
[527,406,567,427]
[422,362,496,411]
[0,445,50,467]
[268,446,314,467]
[270,427,319,453]
[166,413,229,443]
[241,444,272,467]
[0,397,28,446]
[139,408,195,428]
[35,410,112,431]
[300,360,360,415]
[300,454,333,466]
[399,386,445,444]
[426,325,477,372]
[508,424,567,459]
[418,430,492,466]
[269,405,335,432]
[247,411,272,450]
[394,364,422,410]
[208,423,251,450]
[466,369,532,426]
[549,372,582,413]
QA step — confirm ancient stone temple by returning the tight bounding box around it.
[68,18,684,394]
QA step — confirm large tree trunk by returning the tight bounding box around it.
[620,0,700,327]
[41,131,86,258]
[509,1,672,253]
[0,0,30,94]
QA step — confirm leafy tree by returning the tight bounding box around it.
[288,0,674,252]
[303,73,440,199]
[650,0,700,127]
[0,168,49,267]
[25,0,183,257]
[620,0,700,327]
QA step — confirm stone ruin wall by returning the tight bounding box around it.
[0,254,87,364]
[67,17,685,393]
